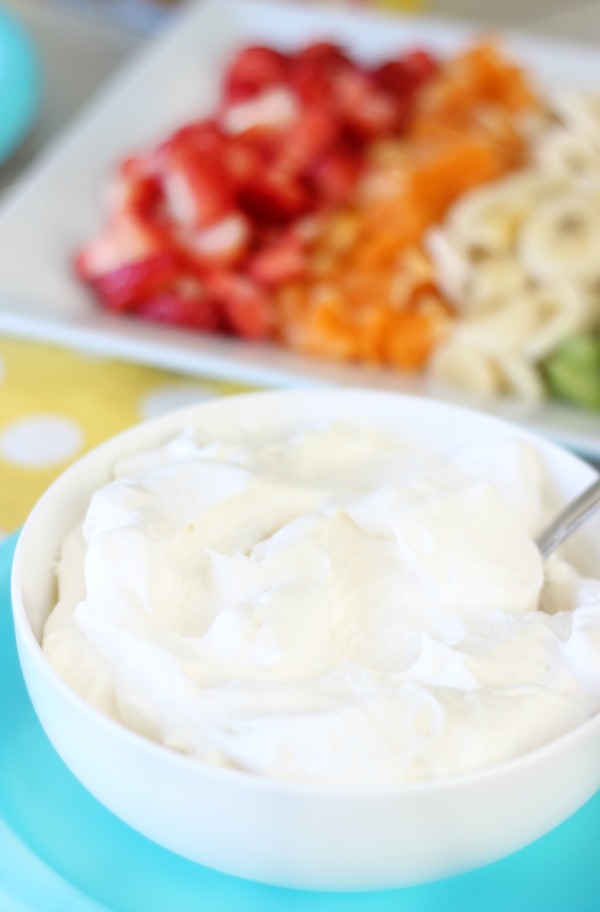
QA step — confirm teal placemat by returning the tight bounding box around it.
[1,532,599,912]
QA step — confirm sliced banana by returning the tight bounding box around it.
[430,340,545,404]
[449,282,596,360]
[551,91,600,152]
[429,341,505,398]
[448,298,545,357]
[463,255,530,314]
[424,87,600,405]
[520,283,596,361]
[495,356,547,404]
[518,192,600,285]
[424,228,470,305]
[532,126,600,182]
[445,170,563,256]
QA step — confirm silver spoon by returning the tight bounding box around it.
[536,475,600,560]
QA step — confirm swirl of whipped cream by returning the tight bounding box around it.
[44,422,600,784]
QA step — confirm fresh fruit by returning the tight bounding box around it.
[76,36,540,384]
[543,333,600,410]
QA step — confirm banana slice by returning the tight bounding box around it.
[430,340,545,404]
[551,91,600,151]
[533,126,600,182]
[445,170,563,256]
[521,284,596,361]
[464,256,530,314]
[518,192,600,284]
[429,341,505,397]
[449,296,547,356]
[496,356,547,404]
[425,228,469,305]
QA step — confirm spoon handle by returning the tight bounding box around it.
[537,475,600,560]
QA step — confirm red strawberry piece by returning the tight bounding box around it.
[238,171,312,224]
[286,60,330,108]
[328,67,398,141]
[274,104,339,178]
[106,156,163,220]
[346,89,399,141]
[221,85,298,135]
[74,213,169,281]
[247,230,307,288]
[287,43,353,105]
[297,42,352,66]
[158,121,237,228]
[373,50,438,95]
[157,119,223,160]
[224,127,278,185]
[137,290,223,331]
[205,271,273,340]
[91,249,181,312]
[223,46,288,104]
[309,149,364,207]
[177,211,251,268]
[372,60,412,95]
[402,49,439,89]
[370,61,415,131]
[163,144,236,228]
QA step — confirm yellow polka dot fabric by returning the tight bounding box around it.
[0,337,254,537]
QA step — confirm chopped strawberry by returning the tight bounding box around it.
[221,86,298,135]
[274,104,339,178]
[297,42,351,66]
[158,121,236,228]
[369,63,415,131]
[287,43,353,105]
[162,145,236,228]
[247,230,307,287]
[206,271,273,340]
[91,249,181,312]
[238,172,312,224]
[309,149,364,206]
[75,213,169,280]
[157,119,223,160]
[373,50,438,96]
[223,46,289,104]
[372,60,411,96]
[402,49,439,88]
[106,156,163,220]
[75,37,441,348]
[328,67,398,141]
[177,211,250,268]
[224,127,278,185]
[137,290,223,331]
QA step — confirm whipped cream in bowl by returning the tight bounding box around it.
[11,389,600,890]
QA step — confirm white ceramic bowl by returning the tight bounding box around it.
[11,389,600,891]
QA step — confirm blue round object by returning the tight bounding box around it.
[0,6,40,164]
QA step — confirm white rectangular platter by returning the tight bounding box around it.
[1,0,600,457]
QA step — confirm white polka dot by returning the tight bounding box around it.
[0,415,84,467]
[139,385,217,420]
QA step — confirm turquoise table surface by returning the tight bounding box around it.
[1,532,600,912]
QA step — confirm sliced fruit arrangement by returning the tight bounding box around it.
[76,40,440,341]
[428,89,600,407]
[75,36,600,409]
[275,43,536,370]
